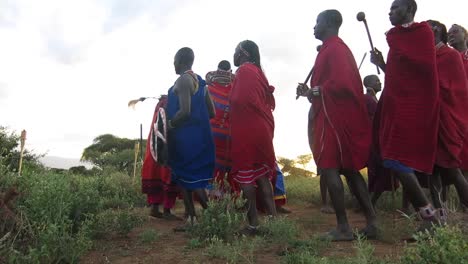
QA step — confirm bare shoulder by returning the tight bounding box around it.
[174,74,196,93]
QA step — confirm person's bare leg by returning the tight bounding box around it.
[174,189,195,232]
[463,171,468,212]
[444,168,468,208]
[343,170,378,238]
[194,189,209,209]
[394,171,436,232]
[256,176,277,217]
[429,167,443,209]
[371,192,383,208]
[320,175,335,214]
[322,168,353,241]
[344,175,361,212]
[401,187,412,215]
[429,167,446,224]
[239,184,259,235]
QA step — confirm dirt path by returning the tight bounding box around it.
[81,204,406,264]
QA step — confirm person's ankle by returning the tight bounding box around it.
[337,223,351,233]
[418,204,437,221]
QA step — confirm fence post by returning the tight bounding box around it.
[132,141,140,181]
[18,130,27,176]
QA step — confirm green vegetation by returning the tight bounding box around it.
[1,127,467,263]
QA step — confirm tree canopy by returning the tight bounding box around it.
[81,134,145,174]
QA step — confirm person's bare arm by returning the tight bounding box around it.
[170,75,193,128]
[205,87,215,119]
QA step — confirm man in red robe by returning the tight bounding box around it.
[297,10,376,241]
[427,20,468,221]
[231,40,277,235]
[141,95,180,220]
[363,75,400,208]
[370,0,440,230]
[448,24,468,179]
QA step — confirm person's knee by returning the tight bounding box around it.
[326,177,344,193]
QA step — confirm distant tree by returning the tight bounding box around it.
[81,134,145,174]
[277,157,295,173]
[296,154,312,169]
[69,166,88,175]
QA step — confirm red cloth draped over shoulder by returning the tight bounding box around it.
[459,51,468,170]
[230,63,276,184]
[308,36,371,170]
[375,22,439,174]
[141,97,171,194]
[435,45,468,168]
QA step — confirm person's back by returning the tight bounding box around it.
[166,47,215,229]
[230,63,276,176]
[167,72,214,187]
[206,60,237,193]
[434,44,468,167]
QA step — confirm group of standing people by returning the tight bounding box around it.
[141,41,289,234]
[298,0,468,241]
[142,0,468,241]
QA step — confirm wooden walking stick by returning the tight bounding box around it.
[18,130,26,176]
[357,12,380,74]
[296,45,322,100]
[132,141,140,181]
[358,52,367,70]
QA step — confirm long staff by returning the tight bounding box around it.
[357,12,380,74]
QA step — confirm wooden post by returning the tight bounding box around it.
[132,141,140,181]
[18,130,27,176]
[140,124,143,162]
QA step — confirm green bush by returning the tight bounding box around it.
[401,225,468,264]
[138,229,159,244]
[205,236,263,264]
[0,165,145,263]
[263,216,299,243]
[189,194,245,242]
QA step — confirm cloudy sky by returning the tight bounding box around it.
[0,0,465,161]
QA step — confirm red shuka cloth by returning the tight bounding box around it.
[459,51,468,170]
[375,22,439,174]
[435,45,468,168]
[141,97,172,194]
[308,36,371,170]
[230,63,276,185]
[366,93,399,192]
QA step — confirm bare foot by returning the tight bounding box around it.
[163,212,183,221]
[276,206,292,214]
[320,206,335,214]
[322,229,354,242]
[150,208,164,218]
[237,225,258,237]
[357,224,378,240]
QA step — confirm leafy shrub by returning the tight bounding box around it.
[189,193,244,242]
[205,236,263,264]
[401,225,468,264]
[88,209,144,238]
[138,229,159,244]
[263,216,299,243]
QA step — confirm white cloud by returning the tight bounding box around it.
[0,0,465,160]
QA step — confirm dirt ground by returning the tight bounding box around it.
[81,203,408,264]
